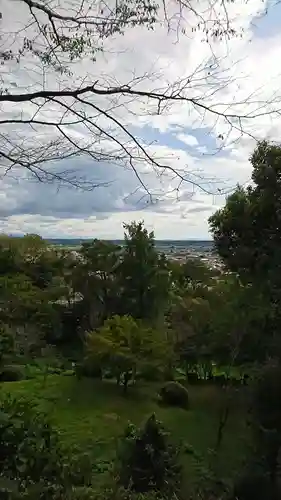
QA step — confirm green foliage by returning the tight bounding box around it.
[86,315,171,391]
[0,395,69,499]
[170,258,217,292]
[209,142,281,357]
[0,375,248,498]
[72,239,121,329]
[159,381,189,409]
[209,141,281,289]
[118,222,170,322]
[117,414,182,496]
[235,361,281,500]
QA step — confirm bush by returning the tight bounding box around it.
[0,395,70,498]
[0,365,24,382]
[159,381,189,409]
[117,414,182,497]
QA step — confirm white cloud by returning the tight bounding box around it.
[1,0,281,238]
[177,134,199,147]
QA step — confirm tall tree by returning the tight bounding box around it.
[118,221,170,323]
[72,239,121,329]
[209,140,281,357]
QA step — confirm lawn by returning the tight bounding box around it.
[0,374,249,495]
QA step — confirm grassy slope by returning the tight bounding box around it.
[1,375,249,494]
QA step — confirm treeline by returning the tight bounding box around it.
[0,221,258,387]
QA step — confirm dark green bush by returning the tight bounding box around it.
[117,414,182,497]
[159,381,189,409]
[0,365,24,382]
[0,395,70,499]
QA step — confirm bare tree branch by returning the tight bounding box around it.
[0,0,280,199]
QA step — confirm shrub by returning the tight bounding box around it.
[0,365,24,382]
[117,414,182,497]
[0,395,69,499]
[159,381,189,409]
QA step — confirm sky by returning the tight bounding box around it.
[1,0,281,240]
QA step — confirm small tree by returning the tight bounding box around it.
[117,414,182,497]
[86,315,171,392]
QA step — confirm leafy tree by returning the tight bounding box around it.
[209,141,281,358]
[170,258,218,294]
[117,414,182,496]
[118,222,170,323]
[209,141,281,289]
[0,272,62,356]
[86,315,171,392]
[72,239,121,329]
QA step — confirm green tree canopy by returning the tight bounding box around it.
[86,315,172,390]
[118,221,170,323]
[209,141,281,290]
[209,141,281,359]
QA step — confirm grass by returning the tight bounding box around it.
[0,374,249,495]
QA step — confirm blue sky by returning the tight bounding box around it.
[251,0,281,38]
